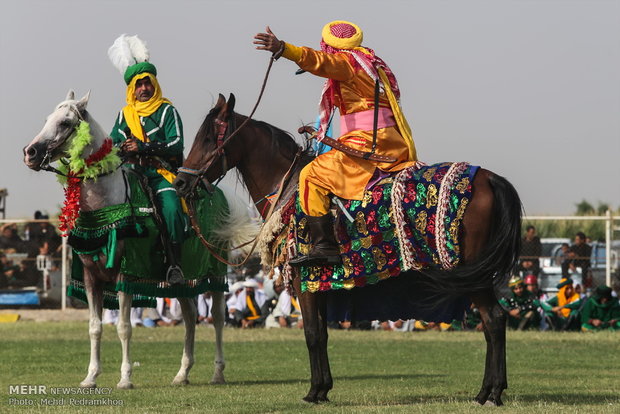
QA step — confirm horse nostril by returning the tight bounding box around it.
[26,146,37,158]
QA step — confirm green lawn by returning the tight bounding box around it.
[0,322,618,413]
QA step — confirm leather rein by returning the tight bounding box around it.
[178,54,299,267]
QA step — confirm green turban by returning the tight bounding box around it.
[556,278,573,290]
[123,61,157,85]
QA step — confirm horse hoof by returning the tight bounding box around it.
[172,378,189,386]
[79,381,96,388]
[116,381,134,390]
[302,396,318,404]
[483,400,497,407]
[210,376,226,385]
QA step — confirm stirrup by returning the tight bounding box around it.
[166,265,185,285]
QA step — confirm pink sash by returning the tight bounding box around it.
[340,107,396,135]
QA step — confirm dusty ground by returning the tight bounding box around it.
[0,308,89,322]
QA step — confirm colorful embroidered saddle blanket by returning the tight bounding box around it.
[264,162,479,293]
[67,172,228,309]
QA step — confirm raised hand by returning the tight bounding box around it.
[253,26,283,55]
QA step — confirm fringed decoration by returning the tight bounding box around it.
[391,167,419,271]
[435,162,469,269]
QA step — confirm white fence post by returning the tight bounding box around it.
[61,236,68,311]
[606,209,612,287]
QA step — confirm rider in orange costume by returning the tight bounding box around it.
[255,21,418,266]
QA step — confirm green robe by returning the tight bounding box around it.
[540,295,583,331]
[110,102,184,176]
[110,102,186,242]
[499,290,541,330]
[581,297,620,331]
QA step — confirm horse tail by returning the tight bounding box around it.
[213,183,261,262]
[418,172,522,301]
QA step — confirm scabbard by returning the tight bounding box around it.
[319,136,397,163]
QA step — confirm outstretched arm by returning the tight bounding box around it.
[254,26,354,81]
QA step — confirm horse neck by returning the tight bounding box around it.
[78,112,126,212]
[235,118,299,217]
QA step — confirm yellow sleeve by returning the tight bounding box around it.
[282,43,354,81]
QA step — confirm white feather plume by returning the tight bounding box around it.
[108,34,150,75]
[126,35,150,64]
[108,34,135,74]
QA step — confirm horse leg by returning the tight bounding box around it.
[116,290,134,389]
[209,289,226,384]
[472,290,507,406]
[172,297,196,385]
[315,292,333,402]
[80,269,103,388]
[293,276,329,403]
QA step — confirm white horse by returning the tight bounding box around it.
[24,90,257,389]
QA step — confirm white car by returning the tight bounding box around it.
[538,238,619,294]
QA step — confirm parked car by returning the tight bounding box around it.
[537,239,620,294]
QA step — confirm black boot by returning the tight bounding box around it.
[166,242,185,285]
[289,214,341,267]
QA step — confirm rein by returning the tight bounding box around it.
[178,55,281,267]
[184,55,277,192]
[186,148,302,267]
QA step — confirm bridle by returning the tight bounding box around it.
[177,53,278,195]
[177,55,305,267]
[177,110,236,192]
[38,103,85,176]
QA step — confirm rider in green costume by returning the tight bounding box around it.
[109,37,187,283]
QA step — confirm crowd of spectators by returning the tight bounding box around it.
[99,226,619,333]
[498,226,620,332]
[0,211,61,290]
[4,216,618,334]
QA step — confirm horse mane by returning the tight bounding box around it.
[195,107,313,159]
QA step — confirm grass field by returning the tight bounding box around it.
[1,322,619,413]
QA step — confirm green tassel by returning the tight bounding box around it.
[105,228,117,269]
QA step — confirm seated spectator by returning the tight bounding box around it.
[0,224,25,252]
[463,304,484,331]
[541,278,582,331]
[143,298,182,327]
[103,308,144,327]
[25,212,61,256]
[524,274,549,330]
[265,283,303,329]
[518,225,542,277]
[581,285,620,331]
[233,279,269,329]
[500,276,541,330]
[225,281,245,327]
[561,232,592,287]
[373,319,415,331]
[0,251,38,288]
[197,292,214,325]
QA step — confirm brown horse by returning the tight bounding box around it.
[174,94,522,406]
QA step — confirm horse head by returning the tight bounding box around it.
[174,93,239,197]
[24,90,90,171]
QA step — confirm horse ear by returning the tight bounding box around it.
[66,90,75,101]
[76,90,90,113]
[215,94,226,108]
[226,93,236,116]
